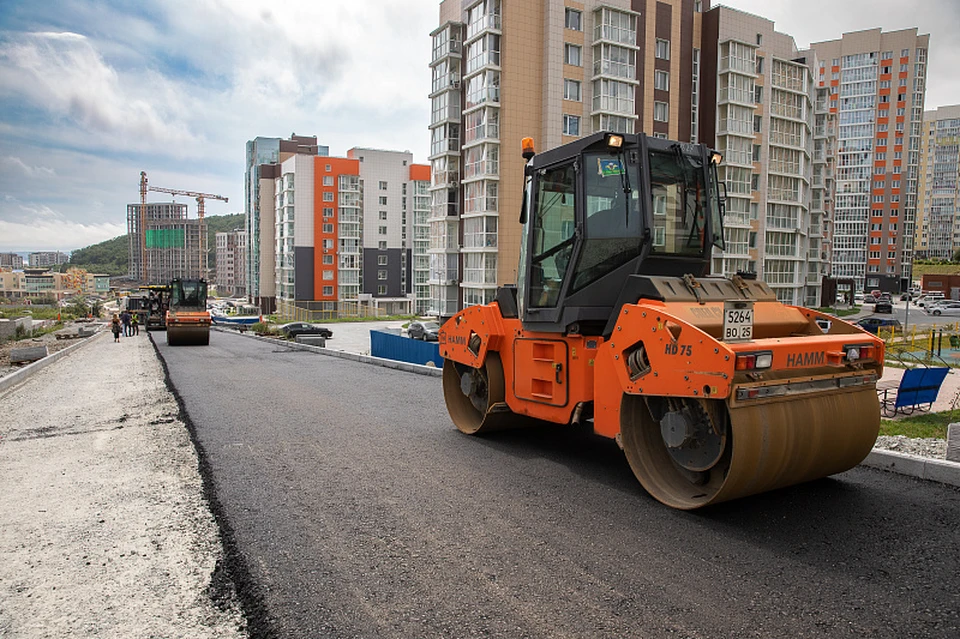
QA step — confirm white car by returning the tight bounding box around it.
[916,294,945,308]
[925,301,960,316]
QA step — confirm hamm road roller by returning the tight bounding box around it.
[166,278,211,346]
[439,132,884,510]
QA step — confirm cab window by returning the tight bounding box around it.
[649,149,708,256]
[530,163,576,307]
[570,152,642,292]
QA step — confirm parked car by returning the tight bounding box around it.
[926,301,960,316]
[873,300,894,314]
[278,322,333,339]
[407,320,440,341]
[856,317,902,334]
[916,293,945,308]
[853,293,866,305]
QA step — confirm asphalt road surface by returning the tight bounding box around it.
[156,330,960,639]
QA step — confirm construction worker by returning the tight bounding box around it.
[131,313,140,335]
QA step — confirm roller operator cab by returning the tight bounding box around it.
[439,132,885,510]
[165,278,211,346]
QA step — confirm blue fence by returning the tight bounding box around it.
[370,330,442,368]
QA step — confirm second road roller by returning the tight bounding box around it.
[166,278,211,346]
[439,131,884,510]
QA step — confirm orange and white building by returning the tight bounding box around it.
[271,148,431,316]
[811,28,930,293]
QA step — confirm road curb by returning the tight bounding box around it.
[861,448,960,488]
[0,328,107,395]
[214,327,443,378]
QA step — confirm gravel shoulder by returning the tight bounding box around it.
[0,331,246,638]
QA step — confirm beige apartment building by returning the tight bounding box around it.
[428,0,707,317]
[700,6,821,306]
[915,104,960,260]
[811,28,930,293]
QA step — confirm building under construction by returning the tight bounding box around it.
[127,202,206,284]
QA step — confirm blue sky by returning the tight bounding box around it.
[0,0,957,253]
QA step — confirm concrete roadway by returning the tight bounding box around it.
[155,330,960,639]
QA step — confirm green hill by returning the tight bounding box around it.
[64,213,246,276]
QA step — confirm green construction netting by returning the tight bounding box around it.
[146,228,185,248]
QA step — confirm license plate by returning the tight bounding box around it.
[723,301,754,342]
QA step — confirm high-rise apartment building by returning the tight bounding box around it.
[812,29,929,293]
[915,104,960,260]
[701,6,821,306]
[0,253,25,269]
[271,148,430,316]
[215,229,247,298]
[126,201,205,283]
[245,135,328,312]
[28,251,69,268]
[428,0,707,317]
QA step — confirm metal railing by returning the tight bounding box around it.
[275,299,388,322]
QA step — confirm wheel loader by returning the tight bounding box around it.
[165,278,211,346]
[439,132,884,510]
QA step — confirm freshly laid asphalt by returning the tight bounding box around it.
[0,320,958,638]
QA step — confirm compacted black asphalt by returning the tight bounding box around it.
[156,330,960,639]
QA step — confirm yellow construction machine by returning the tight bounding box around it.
[439,132,884,509]
[166,278,211,346]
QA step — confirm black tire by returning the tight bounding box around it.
[934,310,941,316]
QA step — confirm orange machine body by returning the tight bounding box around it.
[439,300,884,441]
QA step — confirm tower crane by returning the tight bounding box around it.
[138,171,229,282]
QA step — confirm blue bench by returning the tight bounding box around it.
[876,367,950,417]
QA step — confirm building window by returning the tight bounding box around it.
[323,255,334,264]
[653,102,668,122]
[323,192,334,202]
[653,132,667,139]
[378,270,387,280]
[323,207,333,217]
[562,114,581,136]
[322,223,334,233]
[322,176,334,186]
[323,239,334,249]
[325,164,331,172]
[654,70,669,91]
[756,56,764,74]
[564,43,582,66]
[323,286,334,296]
[378,241,387,250]
[322,270,334,281]
[756,33,762,46]
[754,86,763,104]
[378,285,387,295]
[754,115,762,133]
[379,181,388,190]
[378,225,388,235]
[655,39,670,60]
[379,211,388,220]
[564,8,582,31]
[378,255,388,266]
[563,79,581,101]
[379,196,387,205]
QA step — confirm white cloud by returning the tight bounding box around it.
[0,156,56,178]
[0,31,197,151]
[0,217,126,253]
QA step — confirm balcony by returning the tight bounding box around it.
[718,87,754,107]
[719,56,756,76]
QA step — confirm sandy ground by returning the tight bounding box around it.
[0,331,246,639]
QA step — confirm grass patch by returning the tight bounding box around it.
[815,306,860,318]
[880,409,957,439]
